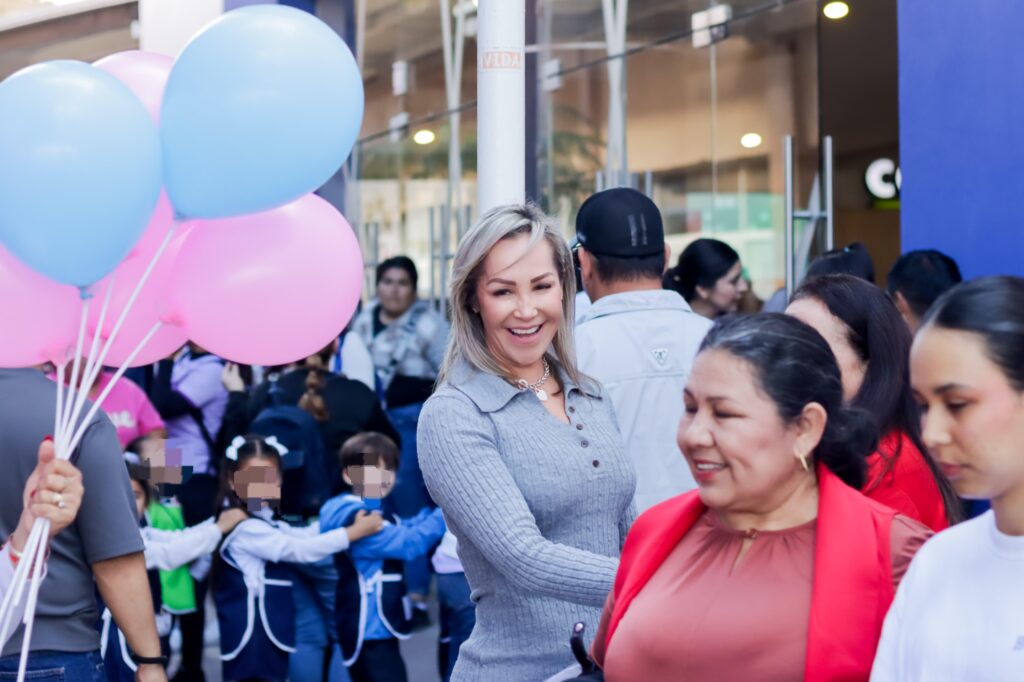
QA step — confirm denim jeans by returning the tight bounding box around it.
[0,650,106,681]
[384,402,435,596]
[289,558,351,682]
[437,573,476,682]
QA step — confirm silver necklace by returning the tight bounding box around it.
[515,357,551,402]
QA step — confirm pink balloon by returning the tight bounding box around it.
[87,195,189,367]
[128,191,175,260]
[170,194,363,365]
[0,246,83,367]
[93,51,173,125]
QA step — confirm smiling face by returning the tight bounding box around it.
[911,326,1024,502]
[679,349,821,515]
[474,233,564,377]
[787,297,866,403]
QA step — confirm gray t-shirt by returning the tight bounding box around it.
[0,368,144,657]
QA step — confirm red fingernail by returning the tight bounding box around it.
[43,436,53,444]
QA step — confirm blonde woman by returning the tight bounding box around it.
[418,204,637,680]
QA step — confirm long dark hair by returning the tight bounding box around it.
[791,274,960,522]
[922,276,1024,391]
[699,313,876,489]
[665,238,740,302]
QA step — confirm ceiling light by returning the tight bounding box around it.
[413,129,436,145]
[740,132,763,149]
[823,2,850,20]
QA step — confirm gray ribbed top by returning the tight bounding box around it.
[418,361,636,681]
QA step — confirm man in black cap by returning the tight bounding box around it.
[574,188,712,512]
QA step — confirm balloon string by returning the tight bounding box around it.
[64,321,164,458]
[57,298,91,460]
[54,361,65,452]
[59,277,114,457]
[60,225,176,460]
[0,518,46,660]
[16,519,50,682]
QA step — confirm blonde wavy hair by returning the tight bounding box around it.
[439,203,582,387]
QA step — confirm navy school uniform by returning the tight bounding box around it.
[214,517,296,682]
[319,493,446,676]
[212,509,355,681]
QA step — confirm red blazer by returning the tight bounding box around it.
[864,430,949,532]
[605,464,898,682]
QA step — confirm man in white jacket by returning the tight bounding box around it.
[575,188,712,512]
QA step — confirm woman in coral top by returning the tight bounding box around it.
[589,314,931,682]
[787,274,958,530]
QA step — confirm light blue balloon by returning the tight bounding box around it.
[0,61,162,288]
[161,5,365,220]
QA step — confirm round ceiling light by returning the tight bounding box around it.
[823,2,850,20]
[413,129,436,145]
[740,132,763,149]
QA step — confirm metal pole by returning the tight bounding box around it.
[823,135,835,251]
[596,170,605,192]
[440,0,465,249]
[644,169,653,197]
[371,221,380,273]
[440,204,450,320]
[783,136,795,298]
[429,207,437,309]
[601,0,629,187]
[478,0,526,211]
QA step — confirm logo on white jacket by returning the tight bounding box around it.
[651,348,669,365]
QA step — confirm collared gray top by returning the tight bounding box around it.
[418,360,636,681]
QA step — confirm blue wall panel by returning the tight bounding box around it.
[898,0,1024,278]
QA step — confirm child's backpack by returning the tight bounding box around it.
[249,379,332,519]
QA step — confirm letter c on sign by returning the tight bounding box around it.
[866,158,900,200]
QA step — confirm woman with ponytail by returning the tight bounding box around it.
[223,341,400,469]
[787,274,959,530]
[588,314,931,681]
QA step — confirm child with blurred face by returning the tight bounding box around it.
[319,432,447,680]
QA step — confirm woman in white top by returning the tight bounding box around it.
[1,438,84,650]
[872,276,1024,681]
